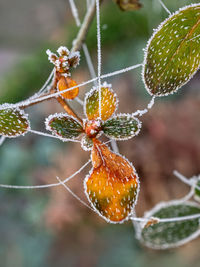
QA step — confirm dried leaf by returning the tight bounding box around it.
[0,107,30,137]
[140,201,200,249]
[115,0,142,11]
[84,83,118,121]
[84,139,139,223]
[45,113,83,140]
[143,217,160,229]
[57,76,79,99]
[102,114,141,140]
[143,4,200,96]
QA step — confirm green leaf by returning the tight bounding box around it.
[194,177,200,202]
[140,201,200,249]
[45,113,83,140]
[0,107,30,137]
[143,4,200,96]
[84,82,118,121]
[102,114,141,140]
[81,135,93,151]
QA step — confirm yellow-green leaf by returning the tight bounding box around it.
[143,4,200,96]
[84,83,118,121]
[0,107,30,137]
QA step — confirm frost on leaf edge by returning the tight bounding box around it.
[83,81,119,120]
[103,113,142,141]
[0,105,30,138]
[83,151,140,224]
[45,112,83,142]
[139,200,200,250]
[141,3,200,97]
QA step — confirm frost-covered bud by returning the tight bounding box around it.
[57,46,70,57]
[46,46,80,75]
[46,49,58,64]
[84,119,102,138]
[68,51,80,68]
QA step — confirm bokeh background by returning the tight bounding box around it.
[0,0,200,266]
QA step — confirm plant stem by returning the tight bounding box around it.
[71,0,97,53]
[56,96,83,124]
[23,0,100,119]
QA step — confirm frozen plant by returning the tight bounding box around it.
[0,0,200,249]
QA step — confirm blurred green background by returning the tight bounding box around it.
[0,0,200,266]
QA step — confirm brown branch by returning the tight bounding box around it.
[71,0,97,53]
[22,0,99,111]
[56,96,83,124]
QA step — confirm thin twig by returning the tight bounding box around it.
[71,0,99,53]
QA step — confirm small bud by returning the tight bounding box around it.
[57,46,70,57]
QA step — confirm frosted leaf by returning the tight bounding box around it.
[140,201,200,249]
[84,139,139,223]
[81,135,93,151]
[0,107,30,137]
[143,4,200,96]
[102,114,142,140]
[114,0,142,11]
[84,82,118,121]
[45,113,83,140]
[194,177,200,202]
[57,77,79,99]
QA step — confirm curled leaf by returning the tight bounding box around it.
[45,113,83,140]
[114,0,142,11]
[102,114,141,140]
[143,4,200,96]
[84,82,118,121]
[0,107,30,137]
[140,201,200,249]
[57,76,79,99]
[84,139,139,223]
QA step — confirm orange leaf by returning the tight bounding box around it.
[84,83,118,121]
[85,139,139,223]
[57,76,79,99]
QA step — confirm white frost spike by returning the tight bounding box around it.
[69,51,81,68]
[57,46,70,56]
[46,49,57,63]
